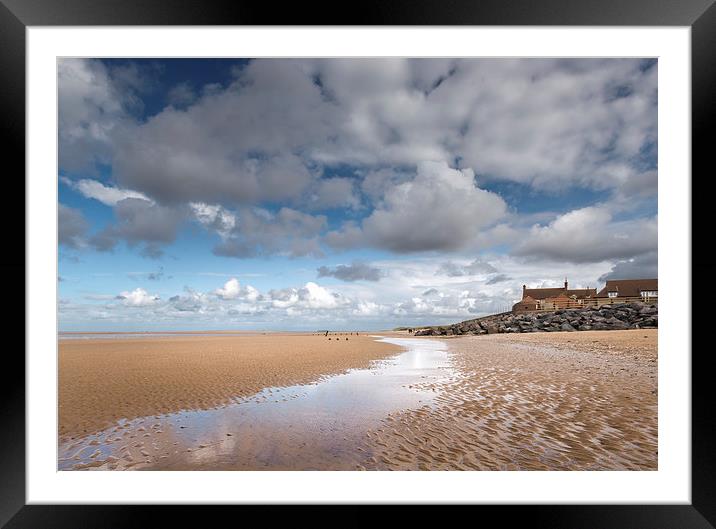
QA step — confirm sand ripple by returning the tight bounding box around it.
[362,330,657,470]
[59,333,401,441]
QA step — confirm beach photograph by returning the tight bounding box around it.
[58,57,658,471]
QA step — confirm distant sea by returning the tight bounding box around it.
[58,331,277,340]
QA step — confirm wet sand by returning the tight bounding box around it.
[60,329,657,471]
[363,329,658,470]
[59,333,402,441]
[60,337,451,471]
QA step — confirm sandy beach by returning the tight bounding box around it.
[59,329,657,471]
[362,329,658,470]
[59,333,402,441]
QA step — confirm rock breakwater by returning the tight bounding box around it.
[415,302,657,336]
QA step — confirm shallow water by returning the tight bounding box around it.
[59,336,453,470]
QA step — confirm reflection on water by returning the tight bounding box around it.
[59,337,453,470]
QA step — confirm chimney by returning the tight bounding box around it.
[522,284,526,298]
[564,278,568,290]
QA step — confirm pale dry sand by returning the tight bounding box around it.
[363,329,658,470]
[59,333,401,441]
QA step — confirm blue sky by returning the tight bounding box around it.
[58,58,657,331]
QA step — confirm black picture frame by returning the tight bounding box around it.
[2,0,710,525]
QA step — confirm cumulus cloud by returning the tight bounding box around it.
[58,58,659,328]
[297,282,342,309]
[190,202,236,239]
[214,278,263,302]
[60,257,619,329]
[169,288,206,312]
[360,168,413,203]
[515,206,657,263]
[91,198,185,256]
[116,288,159,307]
[453,59,657,193]
[58,204,88,248]
[214,278,241,300]
[317,262,383,282]
[268,282,346,311]
[112,60,329,205]
[363,161,506,252]
[60,58,657,204]
[312,58,656,195]
[58,58,657,262]
[327,161,506,253]
[392,288,505,319]
[58,59,134,173]
[209,207,326,258]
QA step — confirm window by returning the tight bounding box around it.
[608,291,618,298]
[641,290,658,297]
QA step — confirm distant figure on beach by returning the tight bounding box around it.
[325,330,328,337]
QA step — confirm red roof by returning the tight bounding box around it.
[596,278,658,298]
[523,287,596,300]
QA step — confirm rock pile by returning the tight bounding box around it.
[414,302,657,336]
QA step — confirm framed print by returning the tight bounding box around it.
[3,0,713,526]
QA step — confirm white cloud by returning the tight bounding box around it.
[330,160,507,253]
[63,58,657,205]
[352,301,386,317]
[214,278,263,303]
[117,288,159,307]
[112,60,327,205]
[243,285,261,302]
[215,278,241,300]
[58,59,132,173]
[452,59,657,192]
[59,58,657,262]
[190,202,236,239]
[268,282,344,310]
[515,206,657,263]
[62,257,618,330]
[298,282,341,309]
[58,58,659,329]
[62,177,151,206]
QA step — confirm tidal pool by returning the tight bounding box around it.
[59,336,453,470]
